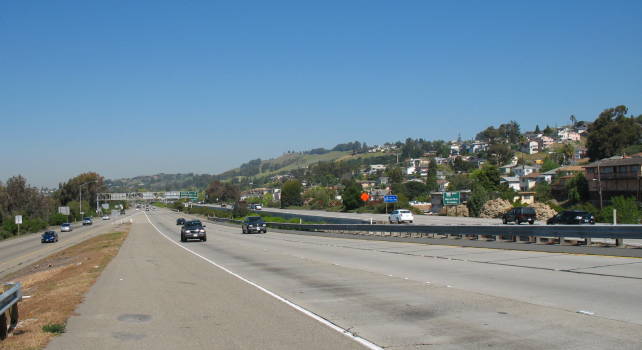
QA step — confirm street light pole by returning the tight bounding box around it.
[79,180,98,220]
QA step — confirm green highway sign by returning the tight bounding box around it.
[180,191,198,199]
[443,191,461,205]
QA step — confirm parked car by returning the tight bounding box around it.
[254,204,262,210]
[180,220,207,242]
[82,217,93,226]
[102,215,110,220]
[41,231,59,243]
[176,217,186,225]
[502,207,536,224]
[242,216,267,234]
[389,209,414,224]
[547,210,595,225]
[61,223,72,232]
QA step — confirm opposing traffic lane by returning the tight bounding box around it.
[0,211,142,280]
[151,209,642,349]
[47,212,369,350]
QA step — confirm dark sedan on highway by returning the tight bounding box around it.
[41,231,59,243]
[176,217,186,225]
[180,220,207,242]
[547,210,595,225]
[242,216,267,234]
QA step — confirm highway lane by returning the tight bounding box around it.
[47,210,369,350]
[0,210,142,280]
[201,203,502,225]
[200,204,642,246]
[148,209,642,349]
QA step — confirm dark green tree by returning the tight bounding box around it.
[281,180,303,207]
[534,125,541,133]
[487,143,514,166]
[404,181,427,201]
[425,158,438,192]
[341,180,364,211]
[534,181,552,202]
[543,125,556,137]
[447,174,472,191]
[470,165,501,192]
[599,196,640,224]
[586,105,642,161]
[385,166,404,184]
[566,173,589,203]
[541,158,560,173]
[467,184,489,217]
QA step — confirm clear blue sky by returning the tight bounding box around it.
[1,1,641,187]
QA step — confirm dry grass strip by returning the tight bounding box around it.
[1,225,129,350]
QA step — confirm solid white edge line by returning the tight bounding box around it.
[143,212,382,350]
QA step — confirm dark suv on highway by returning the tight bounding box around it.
[242,216,267,234]
[176,217,186,225]
[180,220,207,242]
[502,207,536,224]
[547,210,595,225]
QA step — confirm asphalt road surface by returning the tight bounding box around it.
[0,211,141,281]
[48,208,642,349]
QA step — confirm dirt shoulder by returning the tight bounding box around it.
[1,223,130,350]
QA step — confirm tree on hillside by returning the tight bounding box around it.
[467,184,489,217]
[281,180,303,208]
[470,165,501,192]
[560,143,575,164]
[534,125,541,133]
[541,158,560,173]
[566,173,589,203]
[57,172,105,211]
[404,181,427,201]
[205,180,240,203]
[385,166,404,184]
[447,174,472,191]
[341,180,363,211]
[543,125,556,137]
[586,105,642,161]
[425,158,438,192]
[487,143,514,166]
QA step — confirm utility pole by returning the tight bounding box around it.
[597,161,603,209]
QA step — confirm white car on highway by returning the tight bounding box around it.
[389,209,414,224]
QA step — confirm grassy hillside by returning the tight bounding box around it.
[105,151,391,191]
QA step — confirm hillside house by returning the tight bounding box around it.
[520,140,539,154]
[537,135,555,150]
[584,157,642,203]
[513,165,536,177]
[558,128,581,142]
[520,173,540,191]
[500,176,521,191]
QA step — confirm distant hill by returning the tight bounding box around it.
[105,173,217,192]
[105,149,391,192]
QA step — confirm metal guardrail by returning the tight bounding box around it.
[1,282,22,340]
[207,215,642,247]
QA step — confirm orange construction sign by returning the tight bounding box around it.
[360,192,370,202]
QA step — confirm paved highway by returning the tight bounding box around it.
[0,211,142,280]
[49,208,642,349]
[201,204,642,247]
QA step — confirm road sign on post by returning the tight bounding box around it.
[58,207,70,215]
[383,195,398,203]
[15,215,22,235]
[443,192,461,206]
